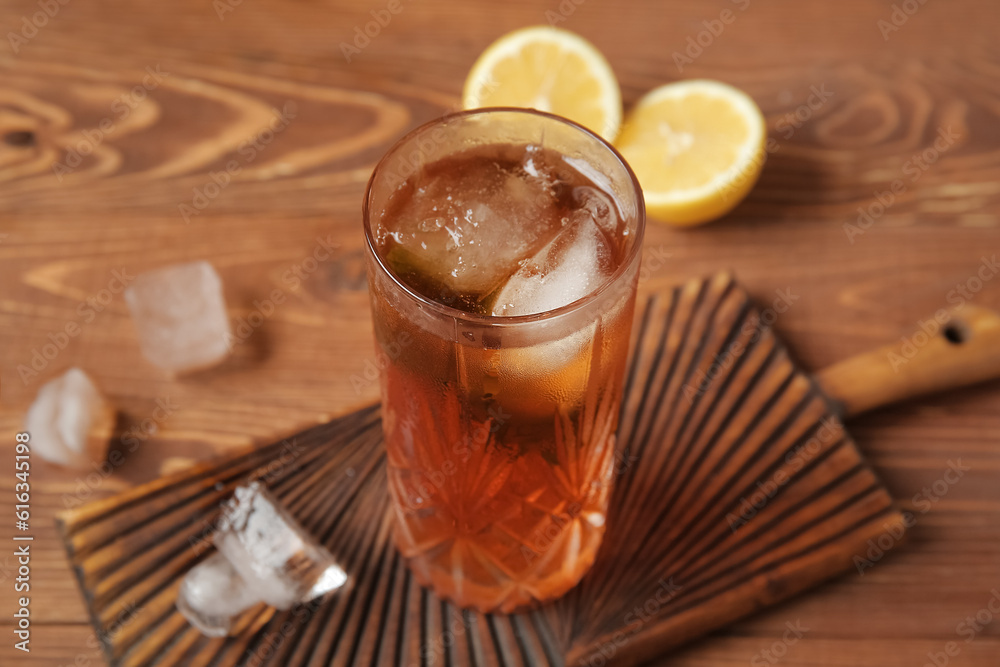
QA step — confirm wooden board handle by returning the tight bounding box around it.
[815,304,1000,418]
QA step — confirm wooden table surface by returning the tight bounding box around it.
[1,0,999,665]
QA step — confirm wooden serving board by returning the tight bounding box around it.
[56,272,1000,667]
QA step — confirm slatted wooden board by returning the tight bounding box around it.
[57,274,904,667]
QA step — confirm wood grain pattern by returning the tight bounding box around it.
[56,276,904,667]
[1,0,999,665]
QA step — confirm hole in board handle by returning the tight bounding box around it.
[943,322,969,345]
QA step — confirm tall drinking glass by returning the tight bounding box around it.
[363,108,644,612]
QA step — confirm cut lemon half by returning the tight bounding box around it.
[615,80,766,226]
[462,26,622,141]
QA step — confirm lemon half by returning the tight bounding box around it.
[463,26,622,141]
[615,79,766,226]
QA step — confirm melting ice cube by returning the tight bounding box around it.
[24,367,115,469]
[124,261,231,374]
[214,483,346,609]
[381,153,565,299]
[491,213,615,317]
[482,214,619,408]
[176,552,262,637]
[178,483,346,636]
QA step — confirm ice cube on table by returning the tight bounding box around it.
[176,552,261,637]
[24,368,115,469]
[491,213,615,317]
[214,483,346,609]
[124,261,231,374]
[380,156,565,299]
[177,483,346,637]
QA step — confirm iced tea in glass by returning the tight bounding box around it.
[363,108,644,612]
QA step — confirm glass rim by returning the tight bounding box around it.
[362,106,646,326]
